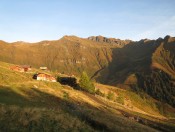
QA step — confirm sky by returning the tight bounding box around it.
[0,0,175,42]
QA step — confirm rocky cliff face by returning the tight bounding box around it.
[88,35,132,46]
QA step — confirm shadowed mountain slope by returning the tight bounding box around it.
[95,36,175,107]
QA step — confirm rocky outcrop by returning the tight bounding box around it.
[88,35,132,46]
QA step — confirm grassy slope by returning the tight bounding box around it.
[0,61,175,131]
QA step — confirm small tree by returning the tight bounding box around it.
[79,71,95,94]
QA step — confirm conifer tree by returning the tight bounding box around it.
[79,71,95,94]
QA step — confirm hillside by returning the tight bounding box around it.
[94,36,175,107]
[0,35,129,76]
[0,61,175,131]
[0,35,175,108]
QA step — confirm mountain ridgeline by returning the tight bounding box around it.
[0,35,175,107]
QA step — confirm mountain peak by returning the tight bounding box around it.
[164,35,171,40]
[163,35,175,43]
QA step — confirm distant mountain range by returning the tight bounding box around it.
[0,35,175,107]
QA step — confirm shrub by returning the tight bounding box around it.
[107,91,115,100]
[63,91,69,100]
[57,76,77,87]
[95,89,105,97]
[116,94,124,105]
[79,71,95,94]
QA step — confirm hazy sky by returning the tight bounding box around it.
[0,0,175,42]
